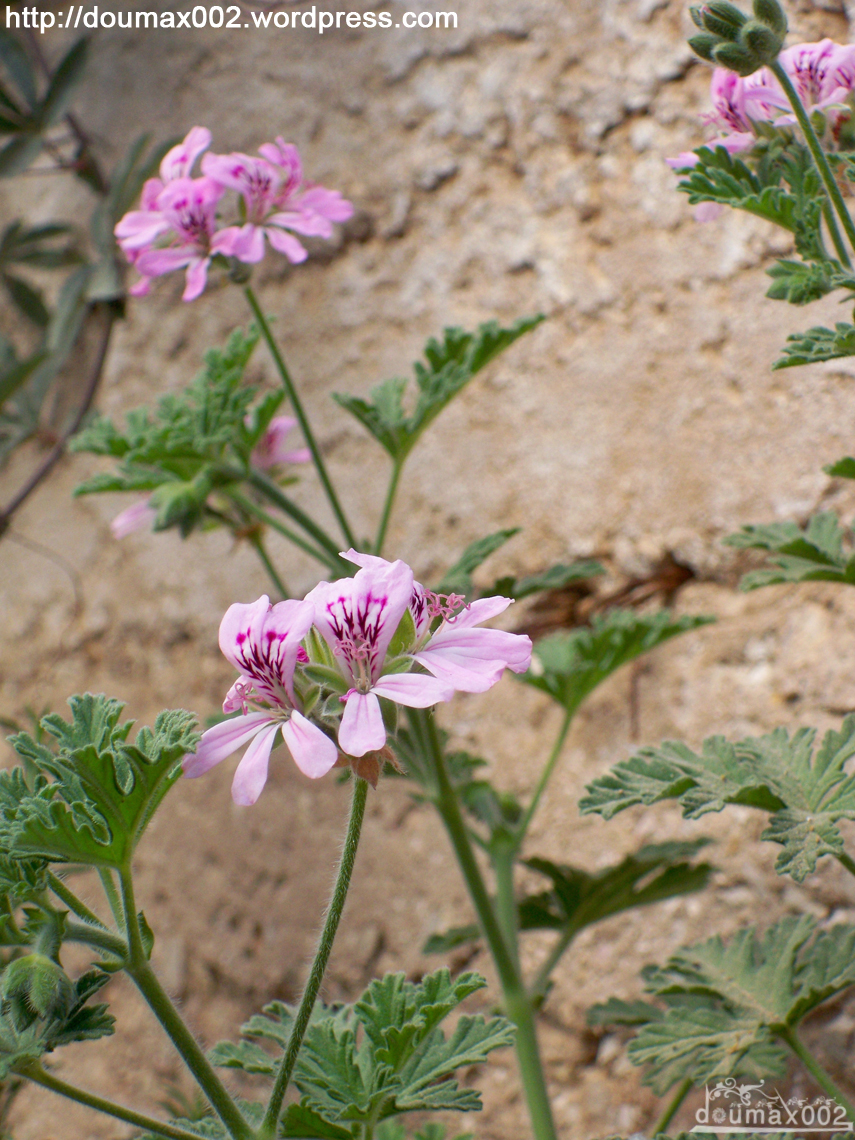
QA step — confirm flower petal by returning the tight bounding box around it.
[231,721,281,805]
[339,691,385,757]
[282,711,339,779]
[371,672,453,707]
[183,712,274,778]
[442,595,513,630]
[414,626,532,693]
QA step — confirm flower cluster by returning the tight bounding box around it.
[669,38,855,219]
[184,551,533,804]
[114,127,353,301]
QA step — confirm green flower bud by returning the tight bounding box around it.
[740,20,783,65]
[1,954,74,1031]
[689,5,706,28]
[701,12,746,40]
[713,41,763,75]
[753,0,787,36]
[688,32,722,63]
[705,1,749,28]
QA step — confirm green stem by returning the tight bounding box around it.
[374,460,402,557]
[529,926,577,1009]
[226,487,338,574]
[822,200,848,265]
[47,871,108,930]
[652,1076,692,1136]
[248,532,290,598]
[771,62,855,265]
[493,844,521,975]
[836,851,855,880]
[118,869,253,1140]
[779,1026,855,1119]
[64,920,127,959]
[517,710,573,847]
[247,468,351,571]
[244,286,356,548]
[421,711,558,1140]
[259,777,369,1140]
[20,1061,206,1140]
[98,868,124,929]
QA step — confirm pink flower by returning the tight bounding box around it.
[342,550,533,694]
[249,415,311,469]
[305,560,452,758]
[110,498,156,538]
[183,596,338,803]
[133,177,231,302]
[202,138,353,265]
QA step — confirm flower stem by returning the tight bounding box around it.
[248,532,290,598]
[652,1076,693,1136]
[374,459,402,557]
[118,868,254,1140]
[421,711,558,1140]
[20,1061,207,1140]
[258,776,369,1139]
[98,868,124,929]
[516,710,573,848]
[64,920,127,960]
[244,286,356,548]
[226,487,337,573]
[47,871,108,930]
[246,468,351,572]
[771,62,855,265]
[822,200,849,265]
[778,1026,855,1119]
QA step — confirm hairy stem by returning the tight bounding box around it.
[374,459,402,556]
[779,1026,855,1119]
[225,486,338,573]
[47,871,108,930]
[517,710,573,847]
[248,532,290,598]
[64,920,127,959]
[821,200,848,265]
[244,286,356,548]
[771,62,855,264]
[119,869,254,1140]
[493,844,522,976]
[98,868,124,929]
[246,468,351,572]
[652,1076,693,1136]
[259,776,369,1139]
[420,710,558,1140]
[21,1062,205,1140]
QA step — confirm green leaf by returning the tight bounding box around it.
[774,321,855,369]
[522,610,714,717]
[2,273,48,327]
[0,31,36,108]
[0,134,43,178]
[6,695,199,869]
[724,512,855,589]
[37,40,87,128]
[611,916,855,1094]
[581,716,855,881]
[422,923,481,955]
[0,351,46,407]
[334,317,544,462]
[519,840,713,935]
[213,969,514,1128]
[586,997,663,1027]
[765,259,839,305]
[435,529,521,597]
[490,560,604,600]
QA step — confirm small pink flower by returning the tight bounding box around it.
[184,596,338,803]
[249,415,311,469]
[110,498,156,539]
[306,560,452,758]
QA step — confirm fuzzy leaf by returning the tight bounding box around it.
[724,513,855,589]
[774,321,855,369]
[213,969,513,1128]
[581,716,855,881]
[489,560,604,600]
[334,317,544,462]
[435,529,521,597]
[522,610,714,716]
[5,695,199,869]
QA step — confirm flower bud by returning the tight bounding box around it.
[713,41,763,75]
[753,0,787,37]
[689,31,723,61]
[740,20,784,65]
[1,954,74,1030]
[705,0,749,27]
